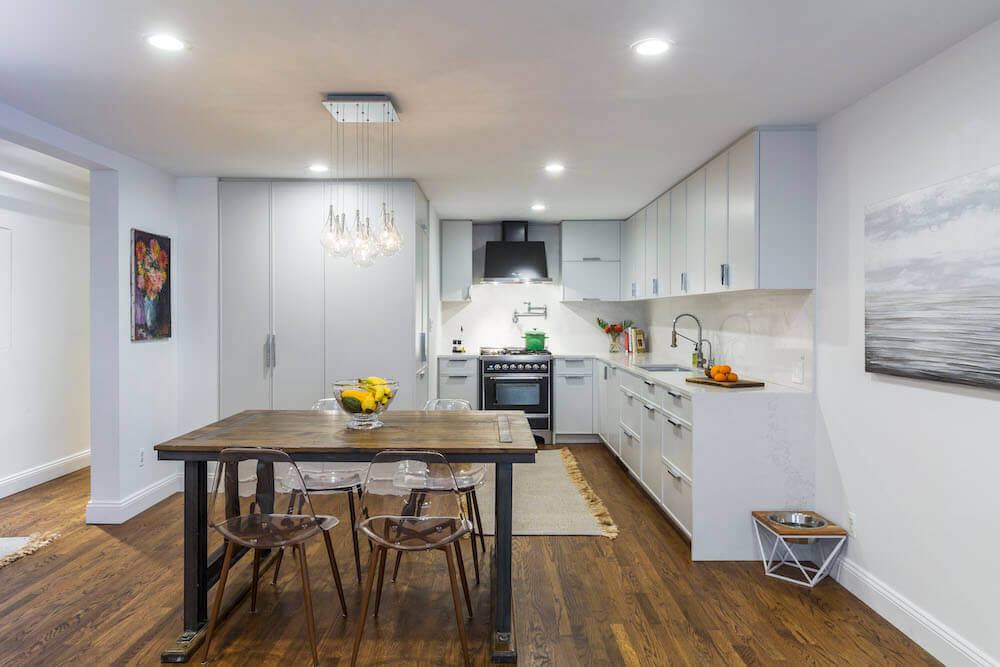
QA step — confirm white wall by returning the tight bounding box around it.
[176,178,219,433]
[645,290,814,386]
[0,140,91,497]
[816,20,1000,666]
[0,101,183,522]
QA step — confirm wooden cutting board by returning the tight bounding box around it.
[686,377,765,388]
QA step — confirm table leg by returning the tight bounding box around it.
[491,461,517,663]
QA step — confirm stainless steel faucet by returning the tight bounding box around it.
[670,313,714,368]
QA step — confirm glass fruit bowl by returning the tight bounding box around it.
[331,378,400,430]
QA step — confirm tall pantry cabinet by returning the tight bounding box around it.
[218,179,430,418]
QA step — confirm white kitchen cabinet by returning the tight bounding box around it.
[441,220,472,300]
[602,364,619,455]
[561,260,620,301]
[727,132,757,291]
[660,461,693,537]
[684,169,706,294]
[655,192,670,297]
[669,183,686,295]
[623,210,645,299]
[554,373,594,435]
[661,413,693,479]
[640,403,662,497]
[437,357,478,407]
[643,201,659,297]
[619,425,641,476]
[704,152,729,293]
[561,221,620,261]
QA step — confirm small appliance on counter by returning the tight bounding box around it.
[452,326,466,353]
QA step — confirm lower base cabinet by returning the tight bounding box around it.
[554,373,594,435]
[619,425,641,475]
[660,461,693,535]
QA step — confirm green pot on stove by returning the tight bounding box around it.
[522,330,547,351]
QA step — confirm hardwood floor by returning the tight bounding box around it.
[0,445,937,665]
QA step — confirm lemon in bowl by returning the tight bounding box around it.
[331,377,400,430]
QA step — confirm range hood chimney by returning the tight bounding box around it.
[482,221,551,283]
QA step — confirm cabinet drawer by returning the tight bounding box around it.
[619,387,642,435]
[661,460,693,537]
[555,357,593,375]
[438,357,477,376]
[619,426,641,475]
[554,374,593,434]
[640,404,662,498]
[661,415,693,479]
[661,386,693,423]
[438,374,479,407]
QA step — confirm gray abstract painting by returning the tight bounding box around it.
[865,164,1000,389]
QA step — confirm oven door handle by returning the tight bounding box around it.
[483,373,549,380]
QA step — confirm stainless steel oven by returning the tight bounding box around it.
[480,351,552,443]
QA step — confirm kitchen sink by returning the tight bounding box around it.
[637,364,691,373]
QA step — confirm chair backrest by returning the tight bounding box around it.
[423,398,472,411]
[360,450,463,523]
[209,448,318,527]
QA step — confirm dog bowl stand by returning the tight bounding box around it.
[751,511,847,588]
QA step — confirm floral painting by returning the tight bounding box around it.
[131,229,171,340]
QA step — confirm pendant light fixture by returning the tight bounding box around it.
[319,94,401,267]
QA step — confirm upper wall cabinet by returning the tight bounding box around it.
[643,200,659,297]
[441,220,473,301]
[561,220,621,301]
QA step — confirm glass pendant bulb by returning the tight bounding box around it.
[320,205,338,254]
[351,211,376,267]
[377,206,403,257]
[321,206,352,257]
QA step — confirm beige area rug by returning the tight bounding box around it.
[0,532,59,569]
[473,449,618,538]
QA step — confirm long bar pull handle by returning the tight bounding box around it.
[666,466,682,480]
[582,257,601,262]
[666,390,682,399]
[264,334,271,369]
[643,380,655,387]
[666,417,681,428]
[270,334,276,369]
[652,278,658,295]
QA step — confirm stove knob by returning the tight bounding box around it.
[540,363,547,369]
[533,363,540,369]
[517,364,525,369]
[502,364,509,369]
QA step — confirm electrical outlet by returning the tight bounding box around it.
[792,356,805,384]
[847,511,857,537]
[139,448,145,468]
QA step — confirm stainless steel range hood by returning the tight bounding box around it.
[482,221,551,284]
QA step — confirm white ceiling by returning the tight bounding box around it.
[1,1,998,221]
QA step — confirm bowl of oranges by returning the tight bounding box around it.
[706,365,739,383]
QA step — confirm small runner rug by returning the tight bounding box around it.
[0,532,59,569]
[474,448,618,538]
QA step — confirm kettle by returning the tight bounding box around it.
[522,330,547,351]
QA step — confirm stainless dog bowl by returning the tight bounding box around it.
[767,511,827,529]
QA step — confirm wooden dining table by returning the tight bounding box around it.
[154,409,537,663]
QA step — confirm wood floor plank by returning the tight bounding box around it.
[0,447,939,665]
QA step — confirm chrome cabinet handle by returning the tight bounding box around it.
[721,263,730,287]
[263,334,271,369]
[582,257,601,261]
[666,466,682,479]
[643,380,655,387]
[652,278,658,295]
[563,375,587,379]
[666,417,681,428]
[644,404,655,413]
[271,334,276,368]
[666,390,682,399]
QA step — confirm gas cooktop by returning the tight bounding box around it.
[479,346,552,356]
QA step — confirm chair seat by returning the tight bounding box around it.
[284,464,367,493]
[359,515,472,551]
[213,513,339,548]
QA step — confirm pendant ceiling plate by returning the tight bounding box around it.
[322,94,399,123]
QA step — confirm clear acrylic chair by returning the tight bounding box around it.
[351,450,474,667]
[202,447,347,666]
[391,398,486,585]
[272,398,370,585]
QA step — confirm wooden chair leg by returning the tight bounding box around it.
[296,544,320,667]
[272,547,285,585]
[453,538,474,618]
[322,529,348,617]
[250,548,261,613]
[201,540,236,664]
[351,545,382,667]
[390,550,403,582]
[373,546,388,617]
[444,545,472,666]
[347,490,362,584]
[471,489,486,552]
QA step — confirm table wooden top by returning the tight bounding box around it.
[155,410,538,461]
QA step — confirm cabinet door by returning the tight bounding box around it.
[619,216,632,299]
[441,220,472,300]
[438,373,478,407]
[656,192,670,296]
[561,221,621,261]
[704,152,729,293]
[643,202,658,296]
[554,373,594,434]
[640,404,662,497]
[670,183,686,294]
[272,182,326,410]
[632,209,645,298]
[219,181,272,417]
[562,261,620,300]
[685,169,706,294]
[604,366,619,453]
[728,131,757,290]
[620,425,641,475]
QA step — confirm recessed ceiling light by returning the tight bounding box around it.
[631,38,670,56]
[531,203,546,211]
[544,162,565,174]
[146,33,187,51]
[308,163,329,173]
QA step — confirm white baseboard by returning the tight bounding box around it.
[832,557,997,667]
[85,472,183,524]
[554,433,601,444]
[0,449,90,499]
